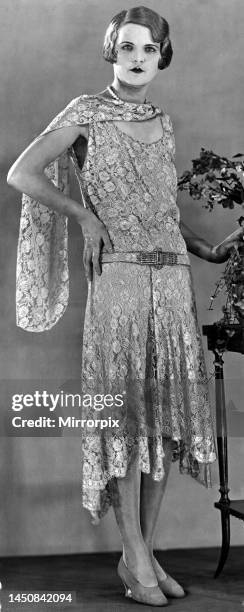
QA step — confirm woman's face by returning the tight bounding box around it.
[114,23,161,88]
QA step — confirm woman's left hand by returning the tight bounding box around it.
[211,225,244,263]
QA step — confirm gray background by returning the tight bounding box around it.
[1,0,244,555]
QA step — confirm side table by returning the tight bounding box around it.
[202,322,244,577]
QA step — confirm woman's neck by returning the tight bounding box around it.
[110,78,149,104]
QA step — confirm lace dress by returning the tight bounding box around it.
[16,92,217,524]
[70,101,217,524]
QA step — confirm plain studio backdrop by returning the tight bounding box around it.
[1,0,244,555]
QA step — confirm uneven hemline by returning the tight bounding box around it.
[82,445,217,525]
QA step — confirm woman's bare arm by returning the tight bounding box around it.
[7,125,113,275]
[7,125,89,222]
[180,219,244,263]
[179,220,217,262]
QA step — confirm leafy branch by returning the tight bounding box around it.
[178,148,244,325]
[178,148,244,211]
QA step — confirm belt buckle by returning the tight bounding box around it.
[153,250,178,268]
[136,250,178,268]
[137,250,163,266]
[153,248,164,269]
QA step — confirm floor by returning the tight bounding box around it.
[0,547,244,611]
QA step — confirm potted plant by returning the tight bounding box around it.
[178,149,244,329]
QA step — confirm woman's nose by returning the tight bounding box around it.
[133,49,145,63]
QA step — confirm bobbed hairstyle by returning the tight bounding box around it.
[103,6,173,71]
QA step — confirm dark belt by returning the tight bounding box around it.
[100,250,190,269]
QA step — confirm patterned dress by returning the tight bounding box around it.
[16,92,217,524]
[70,96,217,523]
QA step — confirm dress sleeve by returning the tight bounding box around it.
[39,96,92,137]
[16,95,92,333]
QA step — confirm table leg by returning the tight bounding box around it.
[214,509,230,578]
[214,349,230,578]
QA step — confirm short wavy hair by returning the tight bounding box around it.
[103,6,173,71]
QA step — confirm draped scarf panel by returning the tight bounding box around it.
[16,93,163,331]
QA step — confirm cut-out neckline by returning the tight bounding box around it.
[112,118,164,147]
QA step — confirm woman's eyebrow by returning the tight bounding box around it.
[119,40,159,47]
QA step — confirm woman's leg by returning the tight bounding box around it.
[140,437,173,578]
[111,454,159,587]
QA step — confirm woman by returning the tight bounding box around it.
[7,6,244,607]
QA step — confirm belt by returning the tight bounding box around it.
[100,250,190,269]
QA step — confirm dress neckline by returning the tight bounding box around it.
[112,119,164,147]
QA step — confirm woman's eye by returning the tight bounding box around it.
[145,47,157,53]
[121,45,133,51]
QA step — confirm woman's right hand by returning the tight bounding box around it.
[78,209,114,281]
